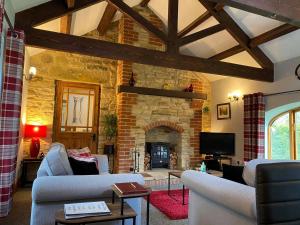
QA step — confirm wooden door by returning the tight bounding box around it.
[53,81,100,153]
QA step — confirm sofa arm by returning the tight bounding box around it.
[32,173,144,203]
[182,170,256,220]
[92,154,109,174]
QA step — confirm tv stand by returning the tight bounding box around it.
[204,155,232,170]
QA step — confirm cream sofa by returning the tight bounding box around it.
[30,143,144,225]
[181,159,299,225]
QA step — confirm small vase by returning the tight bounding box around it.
[129,73,136,87]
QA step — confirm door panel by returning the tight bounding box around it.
[53,81,100,153]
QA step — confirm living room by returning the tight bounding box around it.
[1,0,300,225]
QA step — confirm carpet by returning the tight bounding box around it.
[148,189,188,220]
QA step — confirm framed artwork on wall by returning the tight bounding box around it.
[217,103,231,120]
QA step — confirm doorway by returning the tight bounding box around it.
[53,81,100,153]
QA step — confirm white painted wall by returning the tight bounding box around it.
[211,56,300,163]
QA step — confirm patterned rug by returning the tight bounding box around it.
[148,189,189,220]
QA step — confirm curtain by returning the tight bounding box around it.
[244,92,265,161]
[0,29,25,217]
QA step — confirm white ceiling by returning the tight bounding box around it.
[12,0,300,82]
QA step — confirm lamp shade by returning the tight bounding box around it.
[24,124,47,138]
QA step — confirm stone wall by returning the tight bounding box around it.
[24,25,118,155]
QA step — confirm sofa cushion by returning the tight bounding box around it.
[68,157,99,175]
[242,159,299,187]
[45,143,73,176]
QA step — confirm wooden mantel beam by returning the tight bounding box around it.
[107,0,167,42]
[208,0,300,27]
[199,0,273,69]
[25,28,273,82]
[97,3,117,35]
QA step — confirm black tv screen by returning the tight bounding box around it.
[200,132,235,156]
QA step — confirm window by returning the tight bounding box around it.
[268,109,300,160]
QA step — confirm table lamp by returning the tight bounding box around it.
[24,124,47,158]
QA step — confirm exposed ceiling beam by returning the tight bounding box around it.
[208,0,300,27]
[25,28,273,82]
[167,0,179,53]
[178,24,225,46]
[60,14,72,34]
[97,3,117,35]
[140,0,151,7]
[210,23,299,60]
[209,45,244,60]
[65,0,75,8]
[178,11,211,38]
[199,0,273,69]
[15,0,104,28]
[107,0,167,42]
[250,24,299,48]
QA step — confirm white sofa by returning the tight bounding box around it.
[181,159,299,225]
[30,143,144,225]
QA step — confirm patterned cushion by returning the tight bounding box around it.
[67,147,91,158]
[67,147,99,168]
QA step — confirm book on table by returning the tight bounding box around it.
[113,182,148,195]
[64,201,111,219]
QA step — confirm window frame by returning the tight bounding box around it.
[268,108,300,160]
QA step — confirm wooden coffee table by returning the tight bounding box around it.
[55,203,136,225]
[112,184,151,225]
[168,171,186,205]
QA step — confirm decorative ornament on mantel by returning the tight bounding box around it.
[184,84,193,92]
[295,64,300,80]
[129,72,136,87]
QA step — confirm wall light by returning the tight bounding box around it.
[24,66,37,80]
[228,91,241,102]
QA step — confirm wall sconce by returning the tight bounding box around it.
[228,91,241,102]
[24,66,37,80]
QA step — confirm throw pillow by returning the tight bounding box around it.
[68,157,99,175]
[67,147,91,158]
[222,164,245,184]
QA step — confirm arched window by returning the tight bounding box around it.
[268,109,300,160]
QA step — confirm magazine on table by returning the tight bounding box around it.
[64,201,111,219]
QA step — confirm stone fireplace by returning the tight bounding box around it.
[115,7,211,173]
[145,125,182,170]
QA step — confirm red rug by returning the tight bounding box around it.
[148,189,189,220]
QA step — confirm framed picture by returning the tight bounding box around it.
[217,103,231,120]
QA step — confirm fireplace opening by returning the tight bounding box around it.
[146,142,170,169]
[144,125,181,170]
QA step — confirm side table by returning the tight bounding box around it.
[55,203,136,225]
[168,171,185,205]
[112,184,151,225]
[21,158,42,187]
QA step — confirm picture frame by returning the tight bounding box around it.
[217,103,231,120]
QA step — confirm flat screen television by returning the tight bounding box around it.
[200,132,235,156]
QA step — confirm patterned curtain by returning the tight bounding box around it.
[0,29,25,217]
[244,92,265,161]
